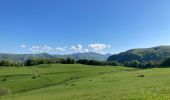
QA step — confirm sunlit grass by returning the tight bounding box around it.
[1,64,170,100]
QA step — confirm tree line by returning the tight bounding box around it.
[0,58,121,67]
[1,57,170,68]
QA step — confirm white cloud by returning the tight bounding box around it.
[56,47,66,52]
[29,45,53,53]
[85,48,89,52]
[20,43,111,54]
[70,44,83,53]
[20,45,27,48]
[88,43,111,53]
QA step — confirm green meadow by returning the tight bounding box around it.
[1,64,170,100]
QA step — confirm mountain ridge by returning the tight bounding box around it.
[0,52,111,62]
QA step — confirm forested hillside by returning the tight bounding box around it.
[108,46,170,64]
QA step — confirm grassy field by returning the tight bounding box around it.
[1,64,170,100]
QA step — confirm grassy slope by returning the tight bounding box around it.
[0,64,170,100]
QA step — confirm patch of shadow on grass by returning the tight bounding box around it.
[0,74,31,78]
[0,87,11,96]
[15,76,80,93]
[42,71,80,75]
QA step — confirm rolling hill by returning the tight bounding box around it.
[108,46,170,63]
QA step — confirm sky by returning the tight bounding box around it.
[0,0,170,54]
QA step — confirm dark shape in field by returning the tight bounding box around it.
[137,74,145,77]
[70,76,79,80]
[64,83,69,85]
[98,72,106,75]
[70,84,75,86]
[32,76,36,79]
[2,78,7,81]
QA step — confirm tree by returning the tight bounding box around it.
[106,61,121,66]
[25,59,38,66]
[61,58,75,64]
[161,58,170,67]
[145,60,160,68]
[88,60,105,66]
[0,60,11,66]
[76,59,89,64]
[66,58,75,64]
[124,60,140,68]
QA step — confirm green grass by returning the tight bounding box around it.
[1,64,170,100]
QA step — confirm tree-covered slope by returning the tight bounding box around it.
[107,46,170,63]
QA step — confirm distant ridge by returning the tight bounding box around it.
[0,53,54,62]
[54,52,112,61]
[0,52,111,62]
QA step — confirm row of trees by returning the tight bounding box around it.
[123,60,166,68]
[0,58,61,66]
[0,60,24,66]
[1,57,170,68]
[77,58,170,68]
[25,58,75,66]
[0,58,121,67]
[77,59,121,66]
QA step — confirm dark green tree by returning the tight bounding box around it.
[162,58,170,67]
[0,60,11,66]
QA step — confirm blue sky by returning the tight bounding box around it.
[0,0,170,54]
